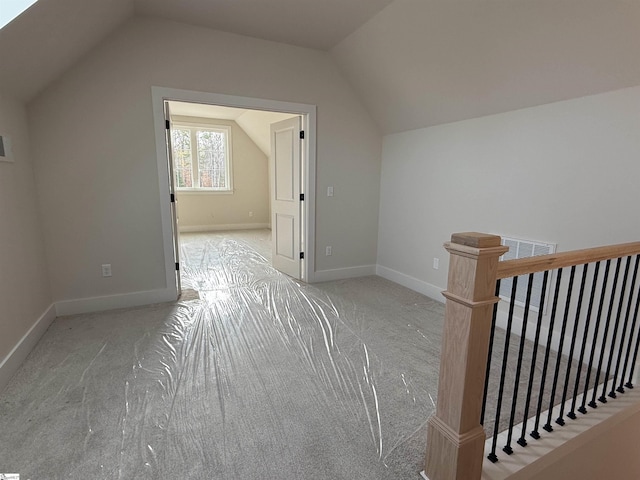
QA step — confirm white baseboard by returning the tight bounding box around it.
[179,223,269,233]
[55,288,177,316]
[313,265,377,282]
[376,265,445,303]
[0,303,57,392]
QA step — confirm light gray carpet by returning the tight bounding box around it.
[0,231,444,479]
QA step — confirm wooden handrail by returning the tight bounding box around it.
[424,233,640,480]
[496,241,640,280]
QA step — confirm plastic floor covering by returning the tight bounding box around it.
[0,231,445,479]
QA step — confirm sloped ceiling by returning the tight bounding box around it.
[332,0,640,134]
[0,0,394,101]
[3,0,640,134]
[168,101,296,156]
[169,102,246,122]
[235,110,298,157]
[134,0,395,51]
[0,0,133,101]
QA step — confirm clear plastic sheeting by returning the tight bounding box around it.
[0,231,444,479]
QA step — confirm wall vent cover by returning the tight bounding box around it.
[499,236,556,311]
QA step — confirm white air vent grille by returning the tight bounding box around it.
[499,236,556,311]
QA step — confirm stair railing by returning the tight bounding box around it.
[423,232,640,480]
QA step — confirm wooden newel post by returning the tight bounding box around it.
[424,232,507,480]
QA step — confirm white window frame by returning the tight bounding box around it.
[172,122,233,194]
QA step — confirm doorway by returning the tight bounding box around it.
[152,87,317,298]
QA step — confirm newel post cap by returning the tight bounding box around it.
[450,232,502,248]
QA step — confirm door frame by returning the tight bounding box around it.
[151,86,317,298]
[163,101,181,295]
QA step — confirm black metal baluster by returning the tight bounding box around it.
[594,258,622,404]
[604,256,632,398]
[625,301,640,389]
[481,280,501,426]
[531,269,563,439]
[488,277,518,463]
[545,266,576,429]
[586,259,613,410]
[519,271,549,446]
[503,274,534,454]
[623,260,640,389]
[613,256,640,395]
[570,262,600,418]
[559,264,589,422]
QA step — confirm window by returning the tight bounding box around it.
[171,124,232,192]
[1,0,38,29]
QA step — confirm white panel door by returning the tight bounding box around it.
[164,101,181,294]
[271,116,302,279]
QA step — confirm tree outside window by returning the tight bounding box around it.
[171,124,232,192]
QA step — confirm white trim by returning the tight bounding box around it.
[376,265,445,303]
[0,303,56,392]
[179,223,269,233]
[55,288,176,316]
[152,87,317,290]
[313,265,376,282]
[420,472,430,480]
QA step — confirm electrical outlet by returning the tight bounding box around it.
[327,186,334,197]
[326,246,332,256]
[249,211,253,217]
[432,258,439,270]
[102,264,112,277]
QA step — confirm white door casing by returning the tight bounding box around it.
[271,116,302,279]
[164,101,182,294]
[152,87,317,297]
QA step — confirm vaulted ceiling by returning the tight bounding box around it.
[0,0,132,101]
[135,0,395,50]
[333,0,640,133]
[0,0,393,101]
[2,0,640,134]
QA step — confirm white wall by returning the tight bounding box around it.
[377,86,640,302]
[28,16,381,305]
[174,117,270,230]
[0,92,52,386]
